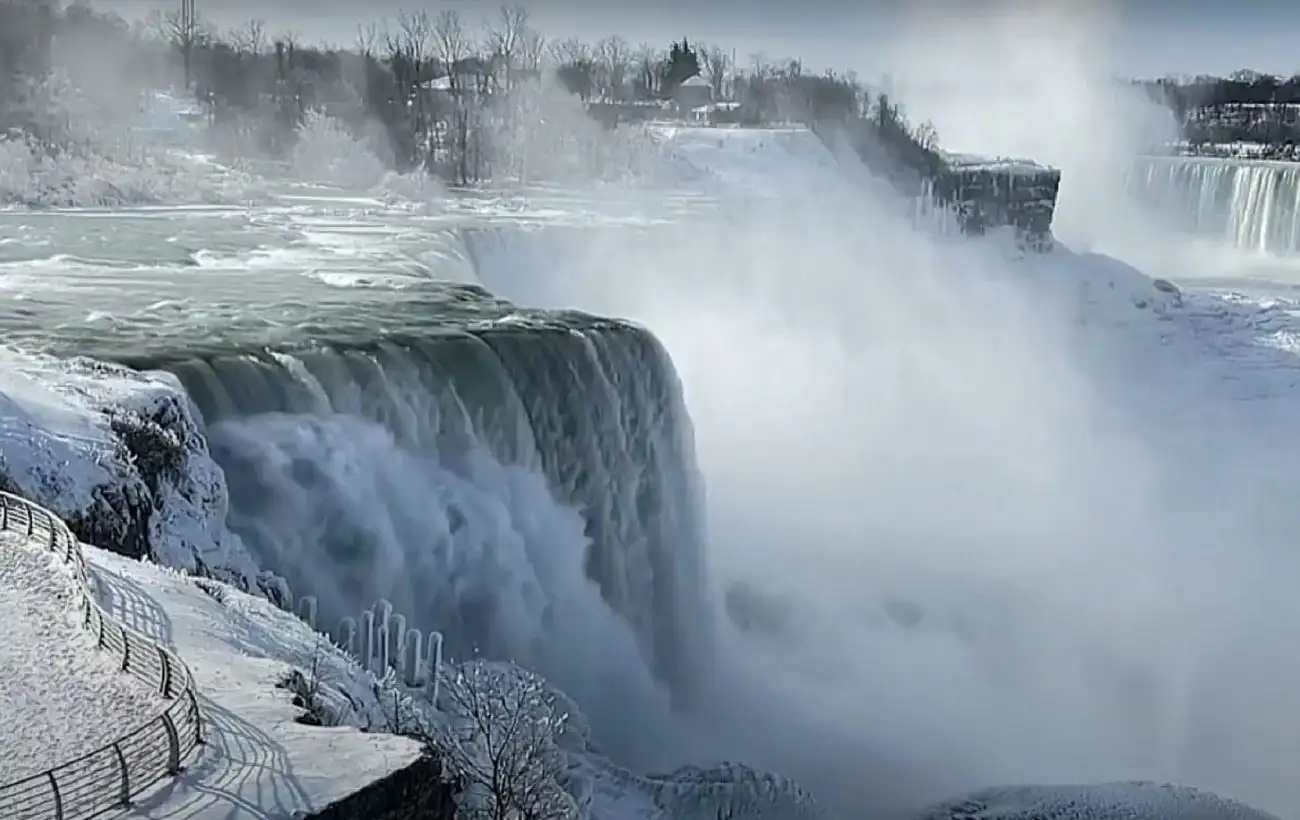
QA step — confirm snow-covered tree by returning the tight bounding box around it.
[435,659,584,820]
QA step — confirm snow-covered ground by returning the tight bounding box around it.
[79,546,426,819]
[0,529,166,784]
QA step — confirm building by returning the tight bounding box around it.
[674,75,713,114]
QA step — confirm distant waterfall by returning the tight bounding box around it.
[1128,155,1300,255]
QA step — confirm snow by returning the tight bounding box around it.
[82,546,425,819]
[941,151,1055,175]
[82,542,827,820]
[648,125,852,198]
[915,782,1282,820]
[0,529,165,784]
[0,347,260,587]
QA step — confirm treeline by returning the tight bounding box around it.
[0,0,938,185]
[1138,71,1300,152]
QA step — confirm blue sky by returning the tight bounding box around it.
[93,0,1300,80]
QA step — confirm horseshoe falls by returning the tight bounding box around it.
[10,112,1300,820]
[1127,155,1300,255]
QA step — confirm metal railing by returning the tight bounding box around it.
[0,491,203,820]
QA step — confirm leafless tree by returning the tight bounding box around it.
[434,660,576,820]
[228,18,266,57]
[431,10,472,91]
[483,3,531,91]
[431,9,479,183]
[396,10,431,71]
[632,42,661,100]
[594,35,630,102]
[356,21,379,59]
[519,27,546,75]
[276,28,300,54]
[548,37,588,69]
[912,119,939,151]
[549,37,594,100]
[699,44,731,101]
[145,0,205,89]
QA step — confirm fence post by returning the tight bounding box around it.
[1,498,8,529]
[46,510,56,550]
[121,629,131,672]
[47,771,64,820]
[189,690,205,745]
[112,741,131,807]
[158,647,173,697]
[161,710,182,774]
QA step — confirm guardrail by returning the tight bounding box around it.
[0,491,204,820]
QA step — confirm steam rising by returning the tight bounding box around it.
[467,7,1300,820]
[12,2,1300,819]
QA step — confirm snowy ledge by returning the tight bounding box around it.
[0,349,265,592]
[86,545,440,819]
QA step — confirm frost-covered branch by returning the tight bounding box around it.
[434,659,581,820]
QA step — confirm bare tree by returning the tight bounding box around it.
[431,9,479,183]
[549,37,594,100]
[594,35,630,102]
[632,42,661,101]
[276,28,300,54]
[483,3,531,92]
[228,18,266,57]
[519,27,546,75]
[432,10,470,84]
[434,660,576,820]
[395,10,431,71]
[699,44,732,101]
[145,0,205,90]
[355,21,379,59]
[548,37,589,69]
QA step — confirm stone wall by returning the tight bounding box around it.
[304,751,459,820]
[817,118,1061,250]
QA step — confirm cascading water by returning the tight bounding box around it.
[1127,155,1300,255]
[112,293,709,759]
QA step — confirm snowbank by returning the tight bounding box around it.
[0,349,260,590]
[0,530,164,782]
[0,134,260,209]
[914,782,1281,820]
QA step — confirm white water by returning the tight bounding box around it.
[1127,156,1300,256]
[8,71,1300,820]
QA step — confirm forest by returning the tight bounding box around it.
[1139,71,1300,154]
[0,0,937,185]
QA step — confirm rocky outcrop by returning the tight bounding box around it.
[816,118,1061,250]
[304,751,458,820]
[0,354,260,590]
[932,154,1061,250]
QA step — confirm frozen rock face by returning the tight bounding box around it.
[0,352,259,590]
[914,783,1281,820]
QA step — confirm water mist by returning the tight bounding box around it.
[466,20,1300,820]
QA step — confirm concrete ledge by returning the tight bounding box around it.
[305,751,458,820]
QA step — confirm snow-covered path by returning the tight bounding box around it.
[0,530,165,784]
[82,548,423,820]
